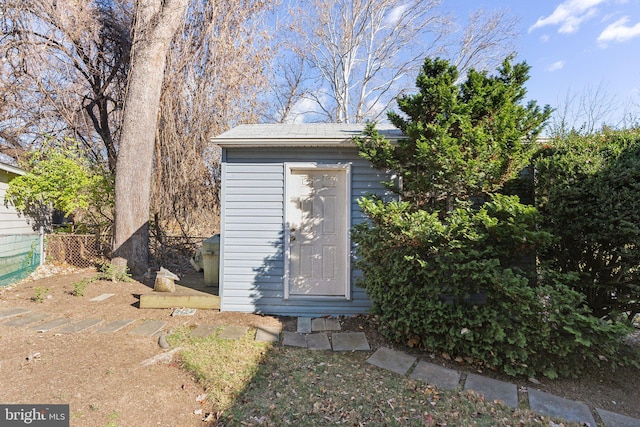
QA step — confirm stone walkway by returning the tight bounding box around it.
[2,308,639,427]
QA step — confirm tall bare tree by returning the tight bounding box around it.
[153,0,272,236]
[273,0,519,124]
[0,0,131,171]
[112,0,187,274]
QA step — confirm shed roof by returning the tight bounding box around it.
[213,123,403,148]
[0,162,26,176]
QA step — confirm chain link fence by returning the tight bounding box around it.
[44,233,209,275]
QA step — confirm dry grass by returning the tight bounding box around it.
[168,329,579,427]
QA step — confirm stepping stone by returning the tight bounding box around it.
[464,373,518,408]
[171,308,196,316]
[97,319,136,333]
[367,347,417,376]
[59,318,103,333]
[255,326,281,343]
[90,293,115,302]
[305,333,331,350]
[311,318,341,332]
[410,361,461,390]
[528,389,596,426]
[297,317,312,334]
[332,332,369,351]
[282,331,307,348]
[129,320,166,336]
[190,324,220,338]
[597,408,640,427]
[30,318,72,332]
[0,308,31,320]
[4,313,49,327]
[218,325,249,340]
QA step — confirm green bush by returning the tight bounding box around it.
[353,194,632,378]
[535,129,640,324]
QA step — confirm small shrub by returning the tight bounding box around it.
[96,262,132,283]
[72,278,90,296]
[32,286,49,303]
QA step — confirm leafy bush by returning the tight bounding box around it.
[535,129,640,324]
[352,58,634,378]
[353,194,631,378]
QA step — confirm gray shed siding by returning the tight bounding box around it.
[0,167,32,235]
[220,147,389,316]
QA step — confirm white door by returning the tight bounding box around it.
[285,165,350,299]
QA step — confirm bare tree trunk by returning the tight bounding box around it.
[112,0,187,275]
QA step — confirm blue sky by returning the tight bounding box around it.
[453,0,640,127]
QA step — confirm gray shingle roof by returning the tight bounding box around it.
[213,123,403,147]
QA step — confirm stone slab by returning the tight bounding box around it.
[0,308,31,320]
[297,317,312,334]
[3,313,48,327]
[89,293,115,302]
[30,318,72,332]
[367,347,417,376]
[597,408,640,427]
[464,373,518,408]
[255,326,281,343]
[190,324,220,338]
[324,318,341,331]
[128,320,166,336]
[331,332,370,351]
[410,361,461,390]
[282,331,307,348]
[528,389,596,426]
[305,332,331,350]
[97,319,136,333]
[311,318,325,332]
[59,318,103,333]
[218,325,249,340]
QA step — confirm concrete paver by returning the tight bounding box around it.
[332,332,369,351]
[306,333,331,350]
[190,324,219,338]
[464,373,518,409]
[128,320,166,336]
[218,325,249,340]
[3,313,48,327]
[410,361,461,390]
[297,317,312,334]
[528,389,596,426]
[89,293,115,302]
[97,319,136,333]
[59,318,103,333]
[282,331,307,348]
[597,408,640,427]
[30,318,72,332]
[255,326,281,343]
[367,347,416,376]
[312,318,341,331]
[0,308,31,320]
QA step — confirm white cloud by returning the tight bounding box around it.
[540,34,551,43]
[385,4,409,26]
[529,0,605,33]
[547,60,566,71]
[597,16,640,45]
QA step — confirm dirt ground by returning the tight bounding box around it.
[0,267,638,426]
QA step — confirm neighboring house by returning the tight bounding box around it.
[0,162,41,287]
[214,123,402,316]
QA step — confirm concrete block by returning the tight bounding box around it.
[367,347,416,376]
[410,361,461,390]
[528,389,596,425]
[464,373,518,408]
[332,332,369,351]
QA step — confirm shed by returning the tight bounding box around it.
[214,123,402,316]
[0,162,41,287]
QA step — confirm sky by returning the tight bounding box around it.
[453,0,640,128]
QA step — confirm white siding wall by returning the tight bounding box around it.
[220,147,391,316]
[0,169,33,235]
